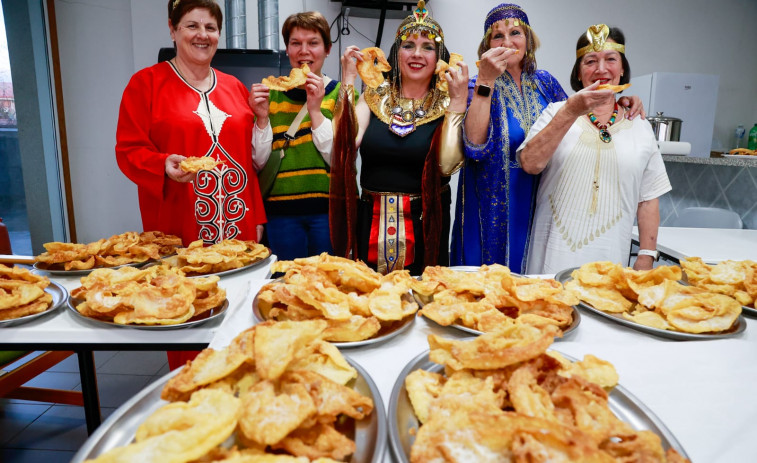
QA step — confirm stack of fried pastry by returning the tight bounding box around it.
[257,253,419,342]
[413,264,578,334]
[406,327,690,462]
[681,257,757,308]
[162,239,270,276]
[0,266,53,321]
[36,231,181,271]
[565,261,741,333]
[71,264,225,325]
[85,320,374,462]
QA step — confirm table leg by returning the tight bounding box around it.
[76,350,101,434]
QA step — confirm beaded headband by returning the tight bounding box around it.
[484,3,530,36]
[396,1,444,43]
[576,24,625,58]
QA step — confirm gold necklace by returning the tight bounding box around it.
[388,87,431,137]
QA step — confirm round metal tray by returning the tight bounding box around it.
[388,350,690,463]
[252,281,416,348]
[414,266,579,340]
[555,267,747,340]
[156,252,272,278]
[72,355,386,463]
[66,296,228,330]
[0,281,68,327]
[32,259,153,276]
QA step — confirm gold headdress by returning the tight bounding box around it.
[396,1,443,43]
[576,24,625,58]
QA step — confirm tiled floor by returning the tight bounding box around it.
[0,350,169,462]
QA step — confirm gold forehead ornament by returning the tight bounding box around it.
[576,24,625,59]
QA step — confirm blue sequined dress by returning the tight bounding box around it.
[450,70,566,272]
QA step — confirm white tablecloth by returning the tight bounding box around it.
[632,226,757,263]
[209,278,757,463]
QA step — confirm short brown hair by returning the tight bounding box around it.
[282,12,332,53]
[570,26,630,92]
[168,0,222,32]
[477,22,540,74]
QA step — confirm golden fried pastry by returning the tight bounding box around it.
[259,253,418,342]
[357,47,390,88]
[179,156,222,173]
[36,231,180,271]
[569,261,741,334]
[407,331,690,463]
[0,266,52,321]
[729,148,757,155]
[596,82,631,92]
[435,52,463,92]
[262,64,310,91]
[72,264,225,326]
[416,264,576,334]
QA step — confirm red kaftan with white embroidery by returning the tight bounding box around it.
[116,61,265,246]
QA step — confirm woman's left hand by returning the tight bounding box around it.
[619,95,646,120]
[305,72,326,113]
[445,61,470,113]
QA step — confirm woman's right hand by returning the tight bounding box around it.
[165,154,196,183]
[340,45,363,86]
[249,84,270,129]
[477,46,516,84]
[564,81,615,118]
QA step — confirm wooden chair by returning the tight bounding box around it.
[0,351,84,405]
[0,219,82,405]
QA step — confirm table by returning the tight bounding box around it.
[0,257,274,433]
[208,279,757,463]
[632,226,757,263]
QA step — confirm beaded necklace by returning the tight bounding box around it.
[587,102,619,143]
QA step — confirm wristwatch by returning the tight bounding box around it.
[476,84,492,97]
[637,249,660,261]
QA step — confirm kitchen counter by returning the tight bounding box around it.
[662,154,757,167]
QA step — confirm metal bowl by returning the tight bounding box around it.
[388,350,690,463]
[72,356,386,463]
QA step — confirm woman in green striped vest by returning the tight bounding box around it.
[250,12,343,261]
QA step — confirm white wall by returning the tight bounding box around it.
[54,0,757,241]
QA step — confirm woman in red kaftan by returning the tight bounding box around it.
[115,0,265,369]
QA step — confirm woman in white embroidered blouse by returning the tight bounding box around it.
[517,24,671,274]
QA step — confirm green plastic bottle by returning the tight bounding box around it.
[749,124,757,150]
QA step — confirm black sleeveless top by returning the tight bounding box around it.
[359,113,449,193]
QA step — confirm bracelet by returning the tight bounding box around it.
[637,249,660,261]
[445,109,466,116]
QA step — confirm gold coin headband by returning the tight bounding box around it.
[576,24,625,58]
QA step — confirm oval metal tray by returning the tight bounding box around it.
[388,350,690,463]
[156,252,272,278]
[0,281,68,327]
[252,281,415,348]
[72,355,386,463]
[67,296,228,330]
[414,266,579,340]
[554,267,747,340]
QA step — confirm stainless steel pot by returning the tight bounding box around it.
[647,112,682,142]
